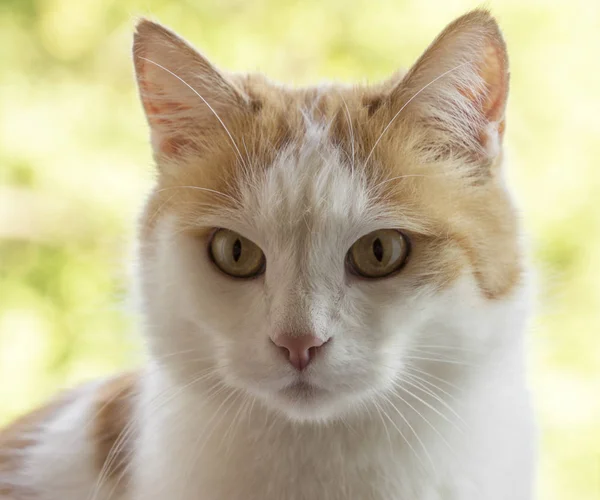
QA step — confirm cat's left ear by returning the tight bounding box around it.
[390,9,509,170]
[133,20,248,158]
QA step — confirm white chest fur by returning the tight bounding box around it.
[130,353,534,500]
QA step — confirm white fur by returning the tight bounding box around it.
[128,124,536,499]
[1,381,126,500]
[2,119,535,500]
[1,124,536,500]
[4,15,536,498]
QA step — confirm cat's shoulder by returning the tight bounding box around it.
[0,372,138,499]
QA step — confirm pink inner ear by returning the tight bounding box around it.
[146,100,192,118]
[479,42,508,123]
[139,74,195,156]
[460,40,507,124]
[147,101,194,156]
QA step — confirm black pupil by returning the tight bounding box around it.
[372,238,384,262]
[232,238,242,262]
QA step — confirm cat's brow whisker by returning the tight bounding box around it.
[363,61,472,168]
[139,57,248,170]
[146,191,177,227]
[337,91,356,174]
[371,174,429,192]
[156,185,238,204]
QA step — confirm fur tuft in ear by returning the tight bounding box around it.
[391,9,509,169]
[133,20,248,159]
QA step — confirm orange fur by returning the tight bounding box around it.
[136,9,520,300]
[0,9,522,495]
[0,389,79,498]
[91,373,137,481]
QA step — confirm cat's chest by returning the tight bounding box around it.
[133,417,460,500]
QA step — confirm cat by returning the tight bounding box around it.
[0,9,536,500]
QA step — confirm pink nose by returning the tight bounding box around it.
[272,334,327,371]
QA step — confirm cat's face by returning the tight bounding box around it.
[134,12,525,421]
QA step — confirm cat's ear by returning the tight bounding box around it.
[391,9,508,169]
[133,20,248,158]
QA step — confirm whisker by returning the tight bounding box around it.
[371,400,397,455]
[405,348,466,362]
[222,392,250,453]
[364,61,472,168]
[337,91,356,174]
[139,57,247,171]
[404,365,464,392]
[409,344,476,353]
[184,388,241,490]
[156,185,238,204]
[372,399,425,469]
[379,393,435,470]
[371,174,429,192]
[403,370,459,401]
[400,376,465,426]
[392,380,464,435]
[402,355,474,367]
[389,384,458,459]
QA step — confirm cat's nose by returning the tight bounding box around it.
[272,334,328,371]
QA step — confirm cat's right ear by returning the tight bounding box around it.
[133,20,248,158]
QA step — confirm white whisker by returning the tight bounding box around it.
[404,370,459,402]
[156,185,238,204]
[140,57,247,170]
[380,393,435,471]
[338,92,356,174]
[364,62,471,168]
[373,399,425,469]
[405,365,464,392]
[389,384,458,460]
[392,380,464,435]
[400,376,465,426]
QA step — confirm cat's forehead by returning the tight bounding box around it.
[241,120,373,233]
[153,84,437,241]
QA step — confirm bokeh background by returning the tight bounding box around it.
[0,0,598,498]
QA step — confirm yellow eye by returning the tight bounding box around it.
[209,229,266,278]
[347,229,410,278]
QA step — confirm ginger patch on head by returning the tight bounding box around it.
[134,9,521,301]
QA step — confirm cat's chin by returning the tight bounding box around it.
[265,381,351,422]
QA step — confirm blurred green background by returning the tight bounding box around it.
[0,0,598,498]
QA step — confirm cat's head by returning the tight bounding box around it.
[133,10,527,422]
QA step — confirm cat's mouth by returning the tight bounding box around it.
[279,380,327,401]
[269,378,347,421]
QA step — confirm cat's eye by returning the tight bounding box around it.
[347,229,410,278]
[209,229,266,278]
